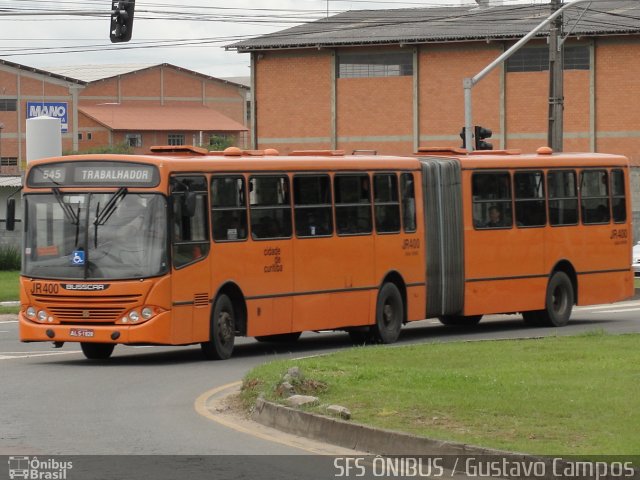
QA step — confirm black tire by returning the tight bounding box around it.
[255,332,302,343]
[370,283,404,344]
[201,294,235,360]
[538,271,574,327]
[438,315,482,326]
[80,342,115,360]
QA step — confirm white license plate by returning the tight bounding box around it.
[69,328,95,338]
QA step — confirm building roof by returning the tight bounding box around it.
[47,64,159,83]
[0,176,22,188]
[47,63,249,90]
[0,59,86,85]
[79,104,249,132]
[220,76,251,88]
[228,1,640,51]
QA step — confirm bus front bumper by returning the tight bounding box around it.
[18,311,174,345]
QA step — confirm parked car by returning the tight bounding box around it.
[633,242,640,277]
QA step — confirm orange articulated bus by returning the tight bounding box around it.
[10,145,633,360]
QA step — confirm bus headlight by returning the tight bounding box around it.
[37,310,48,322]
[118,306,162,324]
[26,306,36,319]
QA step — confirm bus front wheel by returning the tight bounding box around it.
[201,294,235,360]
[370,283,403,344]
[80,342,115,360]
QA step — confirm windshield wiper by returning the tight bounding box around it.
[94,187,128,226]
[93,187,128,248]
[52,188,79,225]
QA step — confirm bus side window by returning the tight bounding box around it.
[548,170,578,226]
[211,176,248,241]
[514,171,546,227]
[335,173,372,235]
[472,172,512,229]
[611,169,626,223]
[400,173,416,233]
[249,175,292,240]
[170,176,210,268]
[293,174,333,237]
[373,173,401,234]
[581,170,610,224]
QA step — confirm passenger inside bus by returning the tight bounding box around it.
[485,205,504,228]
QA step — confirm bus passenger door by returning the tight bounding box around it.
[170,176,212,345]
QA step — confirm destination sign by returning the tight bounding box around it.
[28,161,160,188]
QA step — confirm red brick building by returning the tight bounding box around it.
[229,1,640,164]
[0,61,249,173]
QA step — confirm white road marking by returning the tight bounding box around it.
[588,308,640,315]
[575,300,640,311]
[0,351,81,360]
[0,320,18,324]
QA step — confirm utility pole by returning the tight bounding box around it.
[463,0,611,153]
[548,0,564,151]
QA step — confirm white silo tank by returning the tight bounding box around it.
[26,116,62,163]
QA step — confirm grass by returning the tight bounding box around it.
[0,270,20,302]
[0,306,19,315]
[0,245,21,270]
[242,332,640,457]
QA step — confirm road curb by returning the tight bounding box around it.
[250,398,638,480]
[0,301,19,307]
[252,397,519,457]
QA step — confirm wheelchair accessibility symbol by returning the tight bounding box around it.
[71,250,85,266]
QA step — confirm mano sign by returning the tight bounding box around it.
[27,102,69,133]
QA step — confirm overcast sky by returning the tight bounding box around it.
[0,0,544,79]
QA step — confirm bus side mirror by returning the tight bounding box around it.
[6,198,15,231]
[184,192,197,217]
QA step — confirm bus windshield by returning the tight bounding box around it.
[23,192,168,280]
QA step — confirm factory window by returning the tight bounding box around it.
[168,134,185,146]
[87,133,93,141]
[78,133,83,141]
[1,157,18,166]
[0,99,17,111]
[338,52,413,78]
[506,46,590,72]
[125,133,142,148]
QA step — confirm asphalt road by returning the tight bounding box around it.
[1,298,639,471]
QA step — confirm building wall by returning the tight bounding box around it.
[420,43,502,150]
[0,64,249,168]
[255,51,333,152]
[252,36,640,162]
[80,66,247,142]
[252,37,640,240]
[0,64,80,172]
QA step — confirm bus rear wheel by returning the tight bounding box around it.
[201,293,235,360]
[438,315,482,326]
[80,342,115,360]
[255,332,301,343]
[370,283,403,344]
[524,271,574,327]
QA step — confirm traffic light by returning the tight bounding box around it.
[459,127,469,149]
[110,1,135,43]
[474,125,493,150]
